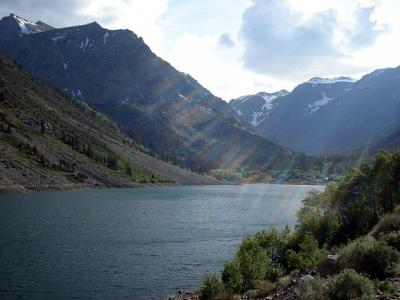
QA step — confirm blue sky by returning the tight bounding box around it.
[0,0,399,100]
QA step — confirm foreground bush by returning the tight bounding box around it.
[378,231,400,251]
[286,235,328,271]
[327,268,374,300]
[221,228,291,293]
[298,275,328,300]
[338,238,400,278]
[375,214,400,235]
[199,273,223,300]
[222,236,269,292]
[298,269,374,300]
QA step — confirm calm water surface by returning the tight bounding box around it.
[0,184,324,299]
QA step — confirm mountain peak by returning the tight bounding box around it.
[2,13,53,34]
[84,21,102,29]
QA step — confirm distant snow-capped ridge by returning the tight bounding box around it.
[10,13,52,34]
[306,76,356,85]
[235,90,289,103]
[230,89,289,127]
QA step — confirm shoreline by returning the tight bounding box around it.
[0,180,325,195]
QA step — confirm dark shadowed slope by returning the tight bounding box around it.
[0,53,214,192]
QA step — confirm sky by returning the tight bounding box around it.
[0,0,399,100]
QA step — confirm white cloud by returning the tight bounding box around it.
[78,0,169,54]
[163,32,291,100]
[239,0,385,80]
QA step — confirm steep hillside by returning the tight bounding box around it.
[231,72,400,155]
[0,52,214,192]
[0,14,299,173]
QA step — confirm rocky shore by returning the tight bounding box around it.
[167,254,400,300]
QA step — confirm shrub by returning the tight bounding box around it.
[253,280,276,298]
[286,234,328,271]
[221,259,243,293]
[298,269,374,300]
[378,280,396,295]
[296,188,340,247]
[199,273,224,300]
[326,268,374,300]
[377,231,400,251]
[337,238,400,278]
[298,276,329,300]
[222,229,289,293]
[375,214,400,235]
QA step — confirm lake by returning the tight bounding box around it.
[0,184,324,299]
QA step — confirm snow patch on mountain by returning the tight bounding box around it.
[12,14,36,34]
[234,108,242,116]
[236,94,252,103]
[307,77,356,86]
[260,90,289,110]
[52,35,65,42]
[103,32,109,44]
[307,92,334,115]
[80,37,92,51]
[250,111,264,126]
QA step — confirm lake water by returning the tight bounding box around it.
[0,184,323,299]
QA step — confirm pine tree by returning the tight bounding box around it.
[5,122,11,134]
[126,163,132,177]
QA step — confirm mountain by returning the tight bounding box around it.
[231,73,400,155]
[229,90,289,126]
[366,125,400,153]
[0,52,215,192]
[0,14,299,173]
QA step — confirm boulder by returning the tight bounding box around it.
[318,254,339,277]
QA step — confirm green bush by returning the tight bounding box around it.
[296,188,340,247]
[338,238,400,278]
[252,280,276,298]
[199,273,224,300]
[378,280,396,295]
[254,228,286,280]
[221,259,243,292]
[377,231,400,251]
[327,268,374,300]
[375,214,400,235]
[222,228,290,293]
[298,276,329,300]
[286,234,328,271]
[298,269,374,300]
[222,237,267,292]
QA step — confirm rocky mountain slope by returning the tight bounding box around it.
[231,72,400,155]
[229,90,289,126]
[0,14,301,173]
[0,52,214,192]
